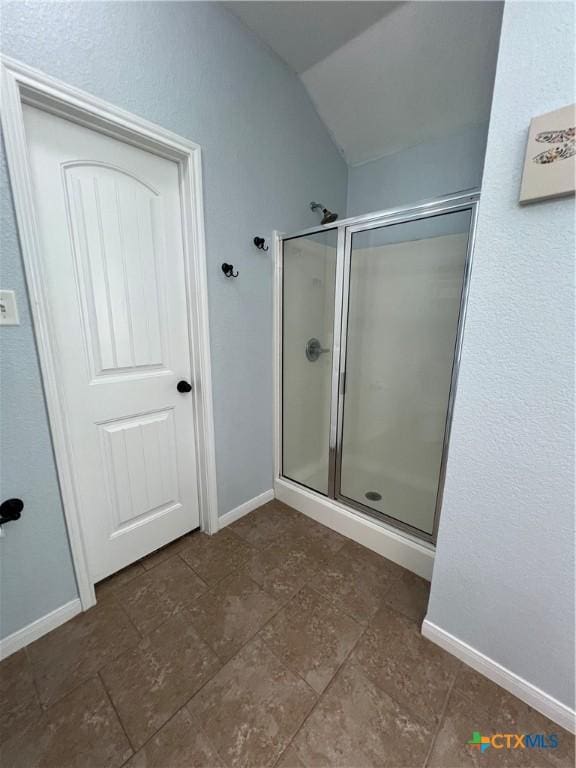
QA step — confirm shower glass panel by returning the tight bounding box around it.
[338,210,471,537]
[282,230,337,495]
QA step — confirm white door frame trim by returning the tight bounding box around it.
[0,56,219,611]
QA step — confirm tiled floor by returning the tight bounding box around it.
[1,501,573,768]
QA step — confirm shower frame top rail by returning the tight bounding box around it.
[279,188,480,242]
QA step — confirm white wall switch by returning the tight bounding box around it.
[0,290,20,326]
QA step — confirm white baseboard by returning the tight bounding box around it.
[218,489,275,530]
[0,598,82,661]
[275,478,434,580]
[422,619,576,734]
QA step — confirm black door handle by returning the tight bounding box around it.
[0,498,23,526]
[177,380,192,393]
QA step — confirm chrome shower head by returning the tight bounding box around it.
[310,202,339,225]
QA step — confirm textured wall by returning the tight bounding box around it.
[427,1,575,708]
[347,122,489,217]
[0,147,79,639]
[0,1,347,639]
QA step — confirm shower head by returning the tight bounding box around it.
[310,202,339,225]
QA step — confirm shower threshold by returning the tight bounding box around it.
[274,475,435,581]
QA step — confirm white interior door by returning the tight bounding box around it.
[22,104,200,583]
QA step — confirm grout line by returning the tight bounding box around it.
[24,634,133,714]
[97,670,137,757]
[273,620,370,767]
[306,582,371,627]
[23,645,44,713]
[209,574,302,663]
[21,504,417,764]
[115,699,225,768]
[176,585,320,768]
[109,593,145,640]
[175,551,211,590]
[137,529,199,572]
[25,598,147,717]
[422,665,459,768]
[20,508,398,768]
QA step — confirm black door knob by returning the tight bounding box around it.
[0,498,23,526]
[177,380,192,393]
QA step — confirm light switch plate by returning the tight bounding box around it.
[0,290,20,326]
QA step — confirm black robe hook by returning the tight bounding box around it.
[253,237,269,252]
[221,263,239,278]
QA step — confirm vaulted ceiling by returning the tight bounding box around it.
[225,1,503,165]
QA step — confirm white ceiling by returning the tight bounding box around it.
[224,2,401,73]
[225,1,503,166]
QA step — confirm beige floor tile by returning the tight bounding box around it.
[27,599,140,707]
[429,689,574,768]
[497,694,575,768]
[229,501,302,548]
[292,660,433,767]
[312,540,400,624]
[188,572,279,661]
[179,528,256,585]
[260,585,363,693]
[100,610,220,749]
[0,650,42,745]
[112,555,208,635]
[351,605,458,724]
[289,514,347,559]
[427,690,495,768]
[340,540,405,578]
[384,568,431,624]
[140,532,195,571]
[12,500,555,768]
[242,539,321,602]
[452,664,511,711]
[451,666,574,767]
[0,676,132,768]
[275,745,308,768]
[95,561,147,601]
[124,707,225,768]
[188,636,317,768]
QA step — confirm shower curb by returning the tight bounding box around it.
[275,477,434,580]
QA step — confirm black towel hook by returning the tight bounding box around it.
[221,262,239,278]
[253,236,269,252]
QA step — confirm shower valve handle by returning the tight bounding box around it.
[305,338,330,362]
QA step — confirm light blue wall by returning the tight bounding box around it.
[427,1,575,708]
[0,1,347,639]
[346,122,489,217]
[0,146,79,639]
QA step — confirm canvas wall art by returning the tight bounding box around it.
[519,103,575,203]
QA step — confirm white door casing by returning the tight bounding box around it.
[1,57,218,607]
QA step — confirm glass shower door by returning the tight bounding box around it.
[282,229,338,495]
[337,210,472,538]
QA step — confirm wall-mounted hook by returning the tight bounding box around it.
[0,498,23,526]
[253,236,269,252]
[221,262,239,278]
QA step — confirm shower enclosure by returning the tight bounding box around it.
[276,191,479,545]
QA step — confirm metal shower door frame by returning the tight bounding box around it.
[278,189,480,545]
